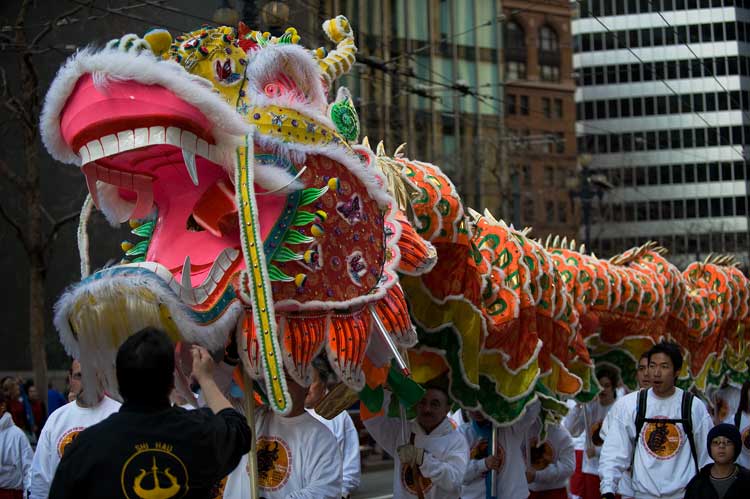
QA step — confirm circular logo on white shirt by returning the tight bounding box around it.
[642,418,684,460]
[741,426,750,453]
[256,436,291,491]
[57,427,85,457]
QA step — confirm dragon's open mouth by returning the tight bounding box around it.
[62,75,293,306]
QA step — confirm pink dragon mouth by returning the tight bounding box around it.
[61,75,287,303]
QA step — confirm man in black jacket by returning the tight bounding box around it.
[49,327,252,498]
[684,423,750,499]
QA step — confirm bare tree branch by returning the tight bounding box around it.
[44,210,81,251]
[0,200,28,252]
[30,1,91,48]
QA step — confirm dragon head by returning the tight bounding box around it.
[42,17,416,413]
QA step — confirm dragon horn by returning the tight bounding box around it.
[545,234,552,248]
[317,16,357,86]
[376,140,386,156]
[394,143,407,158]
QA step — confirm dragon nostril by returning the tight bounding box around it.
[186,214,205,232]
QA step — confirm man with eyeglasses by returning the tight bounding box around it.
[26,360,120,499]
[684,423,750,499]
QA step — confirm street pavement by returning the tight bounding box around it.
[351,468,393,499]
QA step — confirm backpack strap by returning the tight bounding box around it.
[631,389,649,471]
[681,391,699,474]
[735,409,742,429]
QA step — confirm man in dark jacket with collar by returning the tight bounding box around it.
[49,327,252,498]
[684,423,750,499]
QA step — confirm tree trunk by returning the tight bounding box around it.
[29,253,48,408]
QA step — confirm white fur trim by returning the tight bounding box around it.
[41,47,251,165]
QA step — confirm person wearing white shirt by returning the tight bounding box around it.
[305,357,361,498]
[460,400,540,499]
[728,380,750,469]
[363,378,468,499]
[223,375,342,499]
[527,422,575,499]
[0,391,32,499]
[26,359,121,499]
[599,342,713,499]
[563,366,619,499]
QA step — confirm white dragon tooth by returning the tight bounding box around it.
[149,126,166,144]
[194,287,209,304]
[134,128,149,149]
[226,248,239,260]
[180,255,193,291]
[196,138,209,159]
[182,149,199,186]
[117,130,135,152]
[79,146,91,165]
[100,134,119,157]
[86,140,104,162]
[181,131,198,153]
[166,127,181,146]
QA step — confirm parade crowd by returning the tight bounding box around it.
[1,330,749,499]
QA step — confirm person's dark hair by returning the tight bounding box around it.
[647,341,683,374]
[116,327,175,405]
[0,389,6,409]
[596,365,620,397]
[311,355,337,388]
[423,374,450,401]
[639,351,649,362]
[739,380,750,414]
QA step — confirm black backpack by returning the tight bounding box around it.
[632,389,698,476]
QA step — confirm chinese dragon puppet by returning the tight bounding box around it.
[41,16,749,429]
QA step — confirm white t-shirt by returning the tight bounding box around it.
[599,388,712,499]
[223,407,342,499]
[307,408,361,496]
[27,396,121,499]
[528,423,575,492]
[728,410,750,469]
[0,412,33,491]
[563,399,614,474]
[460,401,539,499]
[364,412,468,499]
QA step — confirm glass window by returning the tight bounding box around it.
[540,25,559,51]
[661,200,672,219]
[653,27,665,45]
[508,94,517,114]
[521,95,529,115]
[686,199,697,218]
[683,128,694,147]
[632,97,643,116]
[736,196,746,216]
[718,93,728,110]
[620,98,631,117]
[692,94,704,112]
[631,63,641,82]
[558,202,567,223]
[506,61,527,80]
[657,96,667,114]
[507,22,525,50]
[648,166,659,184]
[709,163,720,181]
[554,98,563,118]
[636,167,646,185]
[721,162,733,181]
[701,24,713,42]
[619,64,629,83]
[660,165,671,184]
[716,57,727,76]
[541,65,560,82]
[629,29,640,48]
[544,166,554,187]
[699,198,709,217]
[671,130,682,148]
[543,97,551,118]
[641,28,652,46]
[723,197,734,216]
[645,96,655,115]
[726,22,737,40]
[711,198,722,217]
[545,201,555,223]
[713,23,724,42]
[669,95,680,113]
[706,93,716,111]
[674,200,685,219]
[609,100,619,118]
[732,126,743,145]
[606,65,617,83]
[667,61,678,79]
[685,163,696,182]
[672,164,683,183]
[689,25,700,44]
[695,128,706,147]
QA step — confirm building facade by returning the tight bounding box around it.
[572,0,750,267]
[321,0,579,238]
